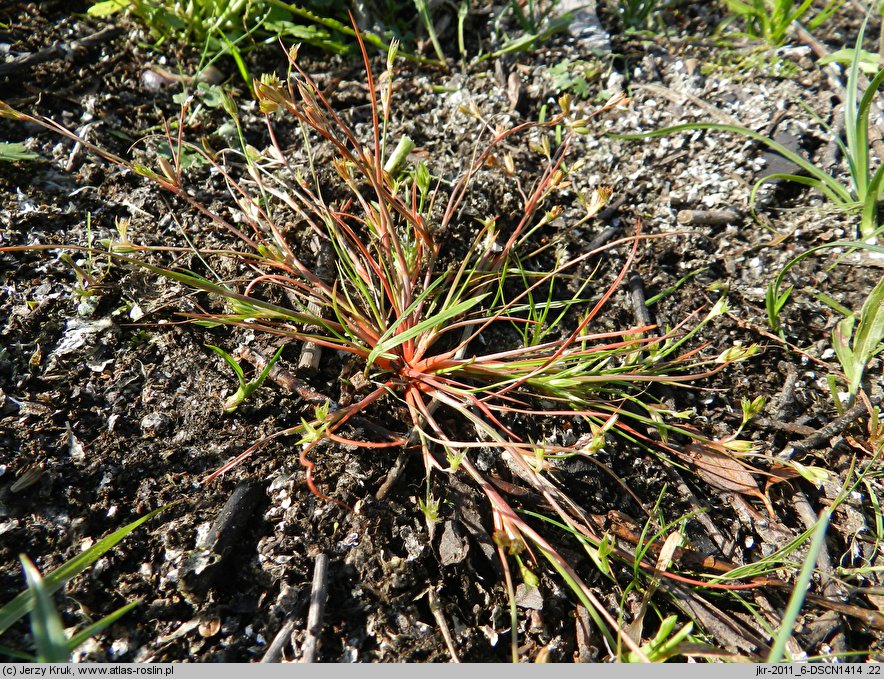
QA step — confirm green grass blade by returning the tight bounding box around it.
[0,504,170,635]
[20,556,69,663]
[770,241,884,318]
[749,173,856,214]
[457,1,468,57]
[368,293,488,366]
[111,254,312,325]
[255,344,286,386]
[849,276,884,386]
[262,0,441,65]
[860,159,884,239]
[807,0,846,30]
[766,509,831,662]
[784,0,816,29]
[845,17,869,196]
[65,600,140,652]
[218,30,250,89]
[206,344,245,382]
[413,0,446,63]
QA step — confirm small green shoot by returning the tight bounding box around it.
[418,493,440,524]
[89,0,439,71]
[483,3,575,60]
[765,282,793,334]
[625,615,694,663]
[413,0,446,63]
[0,142,39,162]
[767,240,884,406]
[20,556,68,663]
[615,0,665,31]
[832,276,884,403]
[766,509,831,662]
[723,0,844,47]
[206,343,284,413]
[735,395,766,438]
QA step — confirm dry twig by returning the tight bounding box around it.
[301,553,330,663]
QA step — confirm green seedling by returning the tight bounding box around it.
[19,556,68,663]
[206,343,284,413]
[733,395,766,438]
[768,240,884,406]
[414,0,445,63]
[723,0,844,47]
[548,59,602,100]
[0,506,168,661]
[418,493,440,524]
[765,282,793,333]
[0,141,39,162]
[615,0,665,31]
[456,1,469,58]
[89,0,439,73]
[506,0,560,34]
[819,47,881,74]
[625,615,694,663]
[483,2,575,60]
[832,275,884,405]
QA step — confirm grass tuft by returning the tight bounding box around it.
[1,25,768,659]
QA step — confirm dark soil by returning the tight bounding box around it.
[1,0,883,664]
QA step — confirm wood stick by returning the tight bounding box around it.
[0,26,122,77]
[628,274,653,328]
[297,236,334,373]
[427,587,460,663]
[676,209,742,227]
[301,553,330,663]
[779,393,884,460]
[260,619,296,663]
[375,449,411,500]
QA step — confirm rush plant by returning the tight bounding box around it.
[1,31,760,659]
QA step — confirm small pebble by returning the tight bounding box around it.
[141,412,172,436]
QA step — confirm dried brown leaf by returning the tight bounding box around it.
[684,442,774,515]
[764,463,800,495]
[685,442,758,493]
[507,71,521,111]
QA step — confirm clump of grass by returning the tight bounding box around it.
[767,240,884,408]
[723,0,844,47]
[1,30,763,659]
[480,0,577,60]
[614,0,666,31]
[89,0,439,86]
[618,17,884,242]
